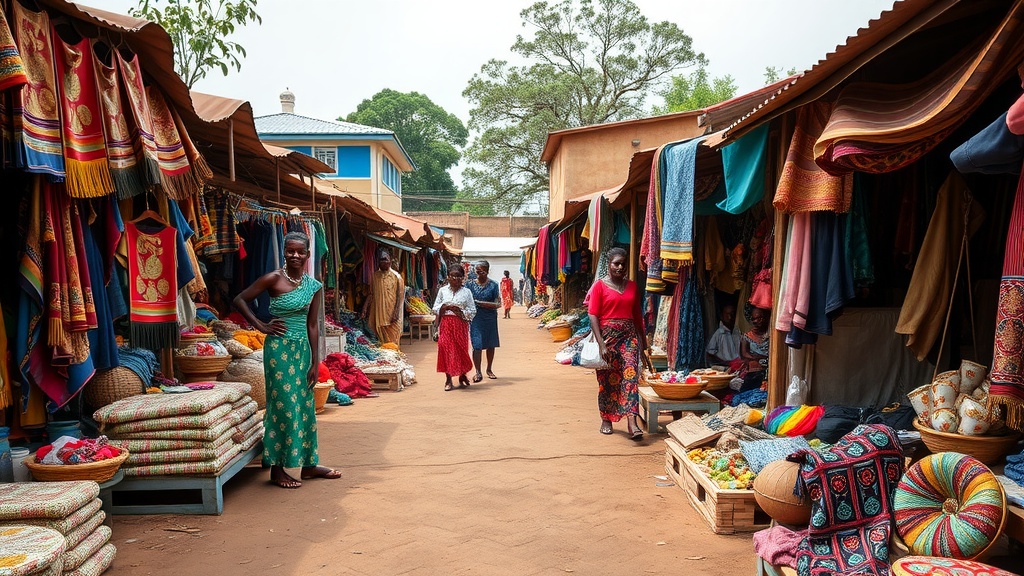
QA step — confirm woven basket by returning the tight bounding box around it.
[25,448,129,483]
[179,332,218,346]
[314,383,333,414]
[913,419,1021,464]
[648,378,708,400]
[83,367,145,409]
[176,355,233,383]
[548,324,572,342]
[219,359,266,409]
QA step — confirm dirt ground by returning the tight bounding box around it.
[109,312,754,575]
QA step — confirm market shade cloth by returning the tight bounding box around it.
[813,1,1024,176]
[366,233,420,254]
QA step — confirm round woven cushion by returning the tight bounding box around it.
[893,452,1005,559]
[0,525,66,576]
[892,556,1017,576]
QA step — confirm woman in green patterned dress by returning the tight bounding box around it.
[233,231,341,489]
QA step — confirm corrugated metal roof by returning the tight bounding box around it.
[461,237,536,256]
[254,113,393,136]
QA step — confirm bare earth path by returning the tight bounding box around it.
[109,312,753,575]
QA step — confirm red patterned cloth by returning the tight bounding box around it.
[323,353,372,398]
[595,318,640,422]
[991,169,1024,429]
[436,314,472,376]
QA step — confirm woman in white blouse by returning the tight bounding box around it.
[432,266,477,390]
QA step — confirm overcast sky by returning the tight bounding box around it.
[83,0,894,125]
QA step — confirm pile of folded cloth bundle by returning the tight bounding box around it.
[93,382,263,477]
[0,481,116,575]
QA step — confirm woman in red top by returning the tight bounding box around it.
[587,247,652,440]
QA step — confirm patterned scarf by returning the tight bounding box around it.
[92,42,144,199]
[0,6,26,91]
[115,49,160,185]
[660,137,704,265]
[54,35,114,198]
[774,101,853,213]
[641,145,667,293]
[126,219,180,350]
[13,2,63,176]
[991,170,1024,429]
[147,86,198,199]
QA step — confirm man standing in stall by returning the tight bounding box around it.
[363,248,405,348]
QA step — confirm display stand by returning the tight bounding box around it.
[105,442,261,516]
[637,387,720,434]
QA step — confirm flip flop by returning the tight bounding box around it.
[600,422,613,435]
[472,373,483,383]
[301,466,342,480]
[486,372,497,379]
[630,428,644,441]
[444,382,455,391]
[271,472,302,489]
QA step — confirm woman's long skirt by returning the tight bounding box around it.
[263,335,319,468]
[595,319,641,422]
[436,315,473,376]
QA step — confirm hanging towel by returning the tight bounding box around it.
[92,41,144,198]
[0,7,27,91]
[774,101,853,213]
[53,35,114,197]
[13,3,64,176]
[659,137,704,264]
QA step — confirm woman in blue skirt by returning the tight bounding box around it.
[467,260,501,382]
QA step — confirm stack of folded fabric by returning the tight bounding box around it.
[0,481,116,575]
[93,382,263,477]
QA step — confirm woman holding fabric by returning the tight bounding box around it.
[233,231,341,489]
[587,247,652,440]
[468,261,501,382]
[500,270,514,319]
[432,266,476,391]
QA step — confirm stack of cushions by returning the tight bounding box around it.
[788,424,904,576]
[893,452,1006,560]
[0,525,66,575]
[0,481,116,575]
[891,556,1017,576]
[93,382,263,477]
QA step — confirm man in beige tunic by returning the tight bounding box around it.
[363,249,405,347]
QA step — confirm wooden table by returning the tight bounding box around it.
[637,386,720,434]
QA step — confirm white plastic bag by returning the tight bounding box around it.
[786,375,808,406]
[579,332,609,370]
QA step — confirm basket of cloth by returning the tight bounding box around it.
[83,367,146,408]
[24,437,129,483]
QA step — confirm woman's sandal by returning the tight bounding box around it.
[271,469,302,489]
[599,421,613,435]
[300,465,342,480]
[444,381,455,391]
[459,375,471,388]
[472,373,483,383]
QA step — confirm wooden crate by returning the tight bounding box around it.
[664,438,770,535]
[367,370,403,391]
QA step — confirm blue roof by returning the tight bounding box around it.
[255,113,393,136]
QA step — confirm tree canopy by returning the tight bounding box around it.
[763,65,799,85]
[344,90,468,212]
[132,0,261,88]
[655,65,737,114]
[462,0,704,214]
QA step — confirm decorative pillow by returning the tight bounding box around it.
[892,556,1017,576]
[894,452,1005,559]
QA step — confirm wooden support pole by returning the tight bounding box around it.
[275,160,280,202]
[766,209,789,412]
[310,172,316,206]
[228,119,235,181]
[629,190,638,282]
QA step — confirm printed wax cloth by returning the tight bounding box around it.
[93,381,249,424]
[8,499,102,534]
[788,423,904,576]
[63,542,116,576]
[0,525,66,576]
[61,525,110,573]
[0,482,99,520]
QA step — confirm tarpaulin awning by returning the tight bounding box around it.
[366,233,421,254]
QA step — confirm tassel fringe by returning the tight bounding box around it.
[111,166,146,199]
[996,397,1024,431]
[64,158,115,198]
[130,320,179,351]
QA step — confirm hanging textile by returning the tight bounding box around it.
[991,172,1024,428]
[203,192,240,256]
[115,49,160,184]
[53,35,114,198]
[81,209,118,370]
[776,213,811,335]
[659,137,704,264]
[535,224,552,284]
[12,2,63,176]
[170,100,212,192]
[43,183,96,364]
[0,303,11,409]
[718,123,769,214]
[815,2,1024,176]
[784,212,855,347]
[846,180,876,290]
[640,145,668,292]
[895,173,983,361]
[675,271,705,372]
[92,41,144,198]
[146,87,196,199]
[0,6,27,91]
[126,219,180,350]
[775,101,854,213]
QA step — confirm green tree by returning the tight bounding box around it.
[344,89,468,212]
[764,65,799,85]
[462,0,704,214]
[655,65,737,114]
[132,0,262,88]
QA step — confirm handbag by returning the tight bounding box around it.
[579,331,609,370]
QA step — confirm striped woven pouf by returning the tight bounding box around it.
[894,452,1006,559]
[892,556,1017,576]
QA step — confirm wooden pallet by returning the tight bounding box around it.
[664,438,770,535]
[367,370,403,391]
[103,443,261,516]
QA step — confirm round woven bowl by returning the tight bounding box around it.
[913,419,1021,464]
[313,383,333,414]
[25,447,129,483]
[701,373,736,391]
[83,367,145,409]
[176,355,233,383]
[219,359,266,409]
[549,324,572,342]
[649,379,708,400]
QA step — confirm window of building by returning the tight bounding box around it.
[312,146,337,174]
[382,156,401,195]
